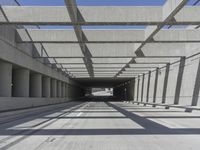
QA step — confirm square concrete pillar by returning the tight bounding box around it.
[12,69,30,97]
[62,82,66,98]
[57,81,62,98]
[42,76,50,98]
[65,83,68,98]
[68,84,71,99]
[51,79,57,98]
[0,60,12,97]
[30,73,42,97]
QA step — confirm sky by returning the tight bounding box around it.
[13,0,200,6]
[1,0,199,29]
[17,0,166,6]
[1,0,199,6]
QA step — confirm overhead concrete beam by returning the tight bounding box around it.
[16,29,200,43]
[116,0,187,77]
[1,6,199,25]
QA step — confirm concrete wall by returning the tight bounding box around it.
[113,79,135,101]
[0,25,85,111]
[134,48,200,107]
[0,97,68,112]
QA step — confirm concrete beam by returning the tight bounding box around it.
[1,6,199,25]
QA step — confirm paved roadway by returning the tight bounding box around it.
[92,90,113,96]
[0,99,200,150]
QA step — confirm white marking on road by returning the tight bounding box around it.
[76,112,83,117]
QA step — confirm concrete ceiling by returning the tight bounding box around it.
[1,0,200,81]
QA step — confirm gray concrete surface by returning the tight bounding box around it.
[42,77,51,98]
[0,99,200,150]
[0,97,70,112]
[12,69,30,97]
[0,60,12,97]
[30,73,42,97]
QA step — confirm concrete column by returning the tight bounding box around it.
[174,57,186,104]
[51,79,57,97]
[0,60,12,97]
[42,76,50,98]
[124,84,127,101]
[126,82,130,101]
[68,84,71,99]
[136,76,140,101]
[146,71,151,102]
[65,83,68,98]
[130,79,135,101]
[153,68,159,103]
[30,73,42,97]
[12,69,30,97]
[141,74,145,102]
[162,63,170,104]
[191,58,200,106]
[57,81,62,98]
[62,82,65,98]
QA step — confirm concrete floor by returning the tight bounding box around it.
[0,100,200,150]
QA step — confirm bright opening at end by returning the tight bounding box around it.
[92,88,113,96]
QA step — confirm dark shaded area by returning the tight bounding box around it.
[77,96,122,102]
[75,78,130,87]
[1,128,200,136]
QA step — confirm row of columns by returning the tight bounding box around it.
[0,60,72,98]
[134,56,200,107]
[135,58,185,105]
[113,79,135,101]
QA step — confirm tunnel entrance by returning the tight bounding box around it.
[92,88,113,96]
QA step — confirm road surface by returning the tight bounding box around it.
[0,100,200,150]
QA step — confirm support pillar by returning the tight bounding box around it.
[57,81,62,98]
[136,76,140,101]
[0,60,12,97]
[162,63,170,104]
[130,79,135,101]
[30,73,42,97]
[153,68,159,103]
[191,58,200,106]
[51,79,57,97]
[141,74,145,102]
[65,83,68,98]
[12,69,30,97]
[62,82,66,98]
[42,76,50,98]
[146,71,151,102]
[174,57,185,104]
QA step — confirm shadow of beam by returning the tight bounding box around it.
[1,128,200,136]
[41,116,126,119]
[144,116,200,118]
[105,102,169,130]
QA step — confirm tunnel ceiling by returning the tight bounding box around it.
[1,0,200,82]
[74,78,131,87]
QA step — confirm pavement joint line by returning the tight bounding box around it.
[0,102,88,150]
